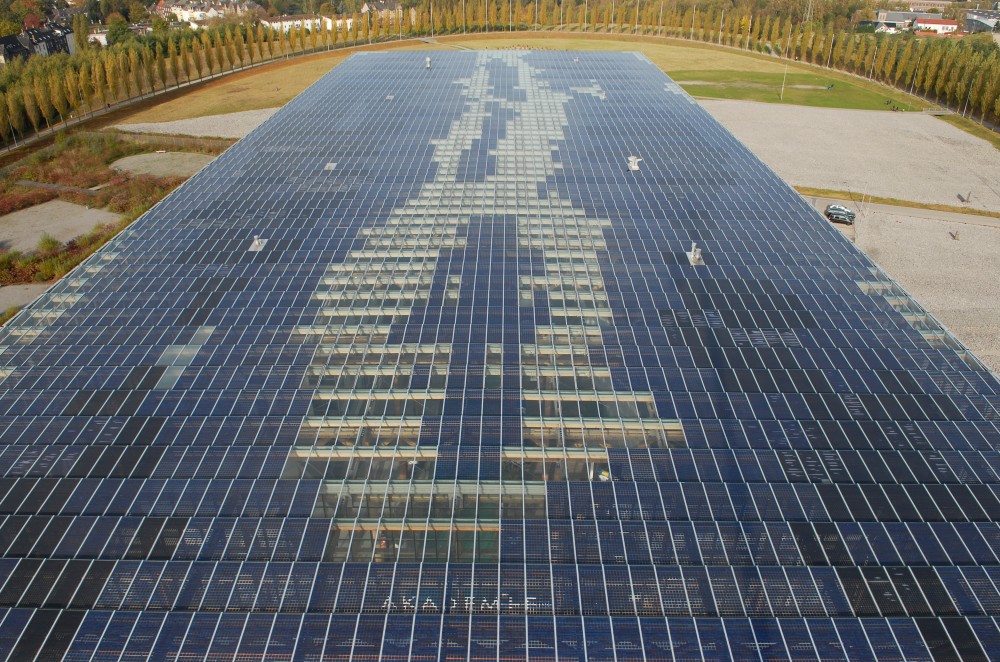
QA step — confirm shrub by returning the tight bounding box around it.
[36,233,61,257]
[0,185,57,216]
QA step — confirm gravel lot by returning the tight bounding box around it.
[0,283,50,311]
[0,200,119,253]
[113,108,278,139]
[849,209,1000,374]
[112,152,216,178]
[702,100,1000,213]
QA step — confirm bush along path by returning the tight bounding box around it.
[0,133,225,288]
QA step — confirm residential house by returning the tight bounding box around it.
[0,34,31,65]
[24,23,75,56]
[361,0,402,18]
[0,22,75,65]
[88,29,109,45]
[152,0,260,22]
[260,14,335,32]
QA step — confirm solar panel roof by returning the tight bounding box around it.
[1,50,999,659]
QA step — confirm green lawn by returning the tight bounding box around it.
[672,69,920,111]
[442,34,929,111]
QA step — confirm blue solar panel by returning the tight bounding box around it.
[0,50,998,659]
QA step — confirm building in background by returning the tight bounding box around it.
[966,9,1000,32]
[260,13,335,32]
[908,0,952,11]
[872,9,939,30]
[0,22,73,64]
[151,0,261,22]
[914,16,960,32]
[361,0,403,19]
[0,51,999,659]
[21,23,75,56]
[0,34,31,64]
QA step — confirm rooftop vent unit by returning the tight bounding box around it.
[686,242,704,266]
[249,235,267,252]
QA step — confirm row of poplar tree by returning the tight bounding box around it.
[1,2,999,146]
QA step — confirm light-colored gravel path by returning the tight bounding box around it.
[702,99,1000,213]
[0,200,120,253]
[113,108,278,139]
[0,283,49,311]
[111,152,216,178]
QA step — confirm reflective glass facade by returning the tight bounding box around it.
[0,51,999,659]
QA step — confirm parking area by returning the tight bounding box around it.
[704,100,1000,213]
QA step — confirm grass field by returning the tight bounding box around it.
[448,35,926,110]
[673,70,918,110]
[116,32,930,125]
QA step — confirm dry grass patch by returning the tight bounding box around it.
[441,33,794,73]
[117,40,445,124]
[113,32,934,124]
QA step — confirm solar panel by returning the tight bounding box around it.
[0,50,998,659]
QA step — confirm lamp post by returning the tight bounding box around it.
[909,52,922,96]
[6,114,17,149]
[962,71,977,117]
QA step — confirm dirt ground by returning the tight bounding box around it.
[111,152,216,178]
[0,200,119,254]
[702,99,1000,213]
